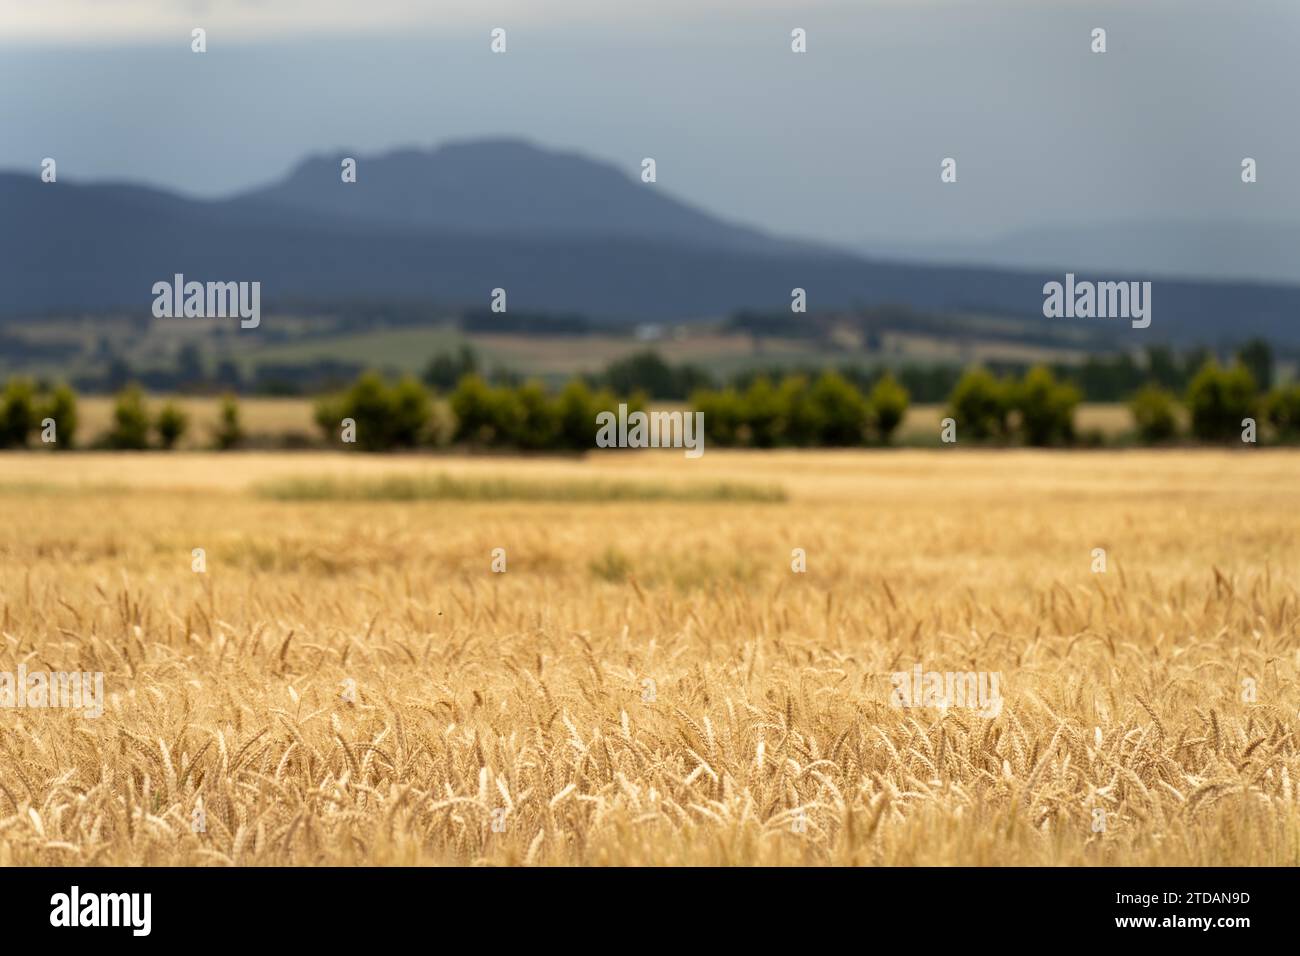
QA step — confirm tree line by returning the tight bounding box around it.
[422,339,1283,405]
[946,360,1300,445]
[247,360,1300,449]
[1,354,1297,450]
[0,382,244,450]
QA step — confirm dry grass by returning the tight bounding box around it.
[72,396,317,448]
[0,449,1297,866]
[897,403,1136,443]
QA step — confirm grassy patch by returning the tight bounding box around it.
[588,546,634,582]
[253,473,787,504]
[0,480,132,496]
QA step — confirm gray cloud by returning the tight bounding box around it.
[3,0,1295,251]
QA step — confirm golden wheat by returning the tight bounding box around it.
[0,449,1297,865]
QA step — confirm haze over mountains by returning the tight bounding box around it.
[4,139,1299,348]
[858,220,1300,288]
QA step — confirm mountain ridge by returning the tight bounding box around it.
[4,140,1300,348]
[235,138,813,254]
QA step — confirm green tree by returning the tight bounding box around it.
[387,376,432,448]
[739,376,783,448]
[1263,384,1300,441]
[38,383,78,449]
[107,385,151,450]
[1186,360,1257,442]
[947,367,1011,441]
[603,350,677,398]
[315,373,433,451]
[450,374,505,445]
[313,393,346,444]
[692,387,745,446]
[423,345,479,392]
[0,378,37,448]
[602,350,713,400]
[212,393,245,450]
[1128,385,1179,444]
[342,372,395,451]
[556,379,599,450]
[807,370,869,445]
[1013,366,1080,446]
[868,371,910,444]
[777,375,819,446]
[155,401,189,449]
[509,380,560,450]
[484,385,526,446]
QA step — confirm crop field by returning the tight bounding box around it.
[0,449,1297,866]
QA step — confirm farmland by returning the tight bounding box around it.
[0,449,1297,865]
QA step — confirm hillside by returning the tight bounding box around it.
[4,141,1300,347]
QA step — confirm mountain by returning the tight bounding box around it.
[858,220,1300,287]
[236,139,807,254]
[3,139,1300,348]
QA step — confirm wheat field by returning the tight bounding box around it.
[0,449,1297,866]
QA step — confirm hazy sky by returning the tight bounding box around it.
[3,0,1296,247]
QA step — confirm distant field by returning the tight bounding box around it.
[233,327,465,377]
[221,327,1000,381]
[1,449,1296,865]
[239,325,1091,379]
[67,396,1140,448]
[0,314,1100,384]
